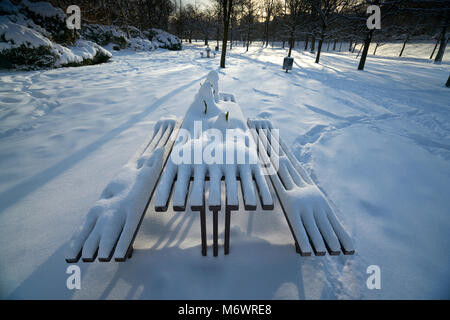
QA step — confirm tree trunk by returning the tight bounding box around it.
[288,30,294,57]
[264,20,270,47]
[220,0,233,68]
[326,40,330,51]
[434,26,447,63]
[310,36,315,52]
[216,15,220,47]
[399,34,409,57]
[333,39,337,51]
[348,39,353,52]
[446,75,450,87]
[246,24,250,52]
[373,43,379,55]
[339,41,342,52]
[230,24,233,50]
[358,29,374,70]
[356,44,363,58]
[315,27,325,63]
[430,37,440,59]
[304,36,309,50]
[352,42,357,53]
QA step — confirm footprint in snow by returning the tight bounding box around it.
[257,111,272,119]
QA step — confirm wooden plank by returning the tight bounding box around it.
[114,119,182,262]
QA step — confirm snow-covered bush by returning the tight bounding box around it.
[0,0,181,70]
[128,36,156,51]
[146,28,181,51]
[0,1,111,70]
[0,15,56,69]
[81,24,181,51]
[56,39,112,67]
[18,0,74,45]
[127,26,156,51]
[0,44,57,69]
[80,24,128,49]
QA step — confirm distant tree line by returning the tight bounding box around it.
[49,0,175,31]
[40,0,448,68]
[171,0,449,68]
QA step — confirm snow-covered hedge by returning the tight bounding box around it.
[0,15,111,70]
[146,28,182,51]
[19,0,74,45]
[80,24,128,49]
[0,0,111,70]
[0,0,181,70]
[81,24,181,51]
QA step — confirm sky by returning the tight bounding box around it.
[180,0,210,8]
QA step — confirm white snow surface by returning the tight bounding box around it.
[0,41,449,299]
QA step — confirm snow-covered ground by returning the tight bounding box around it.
[0,42,449,299]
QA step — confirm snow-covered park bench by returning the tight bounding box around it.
[66,119,182,262]
[247,119,355,256]
[66,71,354,263]
[153,75,274,257]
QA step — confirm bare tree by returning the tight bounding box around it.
[219,0,234,68]
[357,0,403,70]
[284,0,310,57]
[241,0,258,51]
[434,23,448,63]
[308,0,353,63]
[262,0,279,47]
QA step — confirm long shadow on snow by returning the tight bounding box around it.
[96,228,309,300]
[0,75,206,215]
[7,231,311,299]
